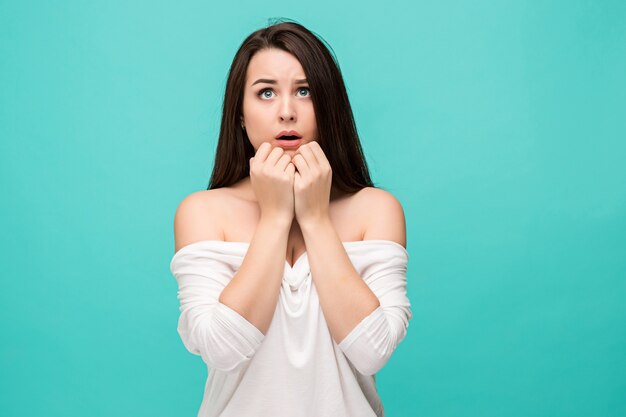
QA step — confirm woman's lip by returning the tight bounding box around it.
[276,138,302,148]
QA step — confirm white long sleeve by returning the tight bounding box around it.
[171,245,265,372]
[338,243,412,375]
[169,239,412,417]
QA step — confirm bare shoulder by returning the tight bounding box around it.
[356,187,407,248]
[173,189,228,253]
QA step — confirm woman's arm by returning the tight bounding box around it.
[175,191,291,336]
[300,188,409,375]
[217,215,291,335]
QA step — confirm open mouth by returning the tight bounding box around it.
[276,137,302,148]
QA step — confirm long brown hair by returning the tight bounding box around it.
[208,18,375,194]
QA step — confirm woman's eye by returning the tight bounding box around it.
[257,87,311,99]
[297,87,311,97]
[258,88,274,99]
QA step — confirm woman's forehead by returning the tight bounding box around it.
[246,49,306,86]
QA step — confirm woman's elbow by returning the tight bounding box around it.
[178,323,257,372]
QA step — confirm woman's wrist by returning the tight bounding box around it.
[259,213,293,231]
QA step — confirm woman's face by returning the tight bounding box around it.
[241,48,318,155]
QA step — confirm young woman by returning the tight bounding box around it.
[170,20,412,417]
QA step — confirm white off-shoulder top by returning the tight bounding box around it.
[170,239,412,417]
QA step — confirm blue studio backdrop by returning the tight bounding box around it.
[1,1,625,416]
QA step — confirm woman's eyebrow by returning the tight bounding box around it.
[251,78,308,86]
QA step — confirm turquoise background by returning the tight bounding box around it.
[1,1,625,416]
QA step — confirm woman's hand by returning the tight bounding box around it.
[249,142,296,224]
[291,141,332,227]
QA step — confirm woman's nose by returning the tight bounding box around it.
[279,98,296,121]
